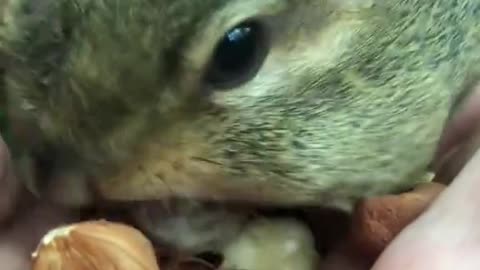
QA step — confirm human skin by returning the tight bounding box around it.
[370,87,480,270]
[322,85,480,270]
[0,88,479,270]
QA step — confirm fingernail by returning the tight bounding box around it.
[433,84,480,167]
[434,129,480,184]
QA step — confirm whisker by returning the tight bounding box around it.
[191,156,224,166]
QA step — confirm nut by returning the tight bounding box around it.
[348,182,446,261]
[32,220,160,270]
[222,218,319,270]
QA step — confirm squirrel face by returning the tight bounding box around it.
[2,0,480,208]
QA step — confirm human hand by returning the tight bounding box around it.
[0,137,79,270]
[322,85,480,270]
[371,85,480,270]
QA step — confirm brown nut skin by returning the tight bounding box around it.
[32,220,160,270]
[347,182,446,263]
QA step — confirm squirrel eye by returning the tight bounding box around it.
[205,20,269,89]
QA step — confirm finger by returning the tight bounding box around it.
[0,202,79,270]
[372,149,480,270]
[0,136,21,223]
[433,84,480,169]
[421,149,480,231]
[435,127,480,184]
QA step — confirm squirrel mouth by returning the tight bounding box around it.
[432,83,480,182]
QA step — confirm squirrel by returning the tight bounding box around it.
[1,0,480,253]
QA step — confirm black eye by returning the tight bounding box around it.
[205,21,269,89]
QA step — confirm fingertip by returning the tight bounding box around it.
[0,137,21,223]
[433,84,480,168]
[0,244,31,270]
[0,164,20,223]
[372,148,480,270]
[434,128,480,184]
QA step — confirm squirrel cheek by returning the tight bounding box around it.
[91,138,230,201]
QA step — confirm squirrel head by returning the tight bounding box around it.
[1,0,478,208]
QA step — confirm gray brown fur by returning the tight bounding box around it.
[1,0,480,251]
[2,0,480,205]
